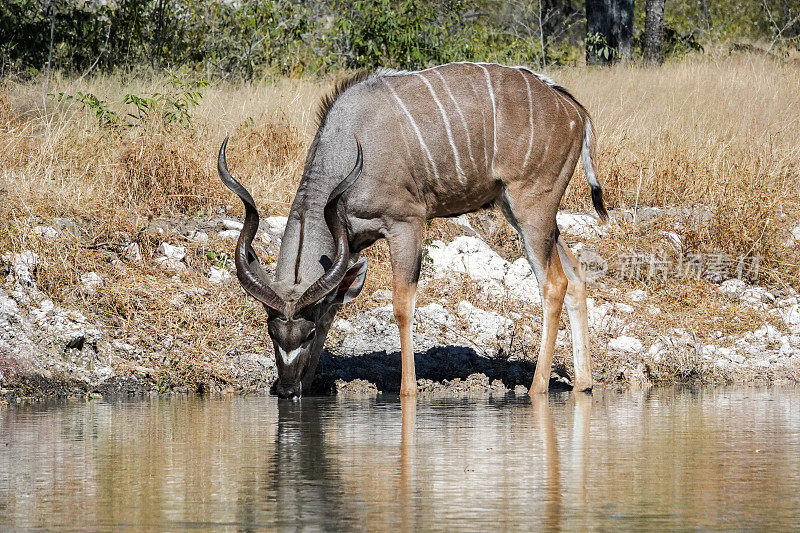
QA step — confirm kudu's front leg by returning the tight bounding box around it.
[387,223,424,396]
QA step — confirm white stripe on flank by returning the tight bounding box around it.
[382,78,440,181]
[477,64,497,174]
[433,70,478,176]
[553,84,582,120]
[415,72,466,183]
[518,69,535,168]
[431,69,477,175]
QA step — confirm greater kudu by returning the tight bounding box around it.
[218,62,608,398]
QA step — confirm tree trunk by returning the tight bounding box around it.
[644,0,666,65]
[614,0,634,62]
[586,0,635,65]
[586,0,613,65]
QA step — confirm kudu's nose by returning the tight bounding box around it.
[276,382,302,399]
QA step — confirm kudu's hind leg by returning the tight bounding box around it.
[556,237,593,392]
[527,238,568,394]
[498,196,568,394]
[387,223,424,396]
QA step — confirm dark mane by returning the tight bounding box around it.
[316,70,371,129]
[551,84,590,117]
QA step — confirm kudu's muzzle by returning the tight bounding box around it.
[276,380,302,399]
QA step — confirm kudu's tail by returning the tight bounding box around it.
[581,118,609,222]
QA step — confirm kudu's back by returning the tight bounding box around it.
[317,62,600,224]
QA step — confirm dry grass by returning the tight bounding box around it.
[559,54,800,288]
[117,130,217,213]
[1,53,798,389]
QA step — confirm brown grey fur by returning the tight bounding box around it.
[221,61,607,397]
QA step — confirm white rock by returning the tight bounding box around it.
[556,211,602,238]
[184,287,208,298]
[719,278,746,299]
[264,216,288,238]
[30,299,55,322]
[608,336,643,353]
[627,289,647,302]
[332,319,354,333]
[456,301,513,346]
[422,236,540,304]
[208,267,232,284]
[426,236,507,282]
[155,257,187,272]
[784,224,800,246]
[587,300,610,329]
[504,258,540,303]
[782,304,800,326]
[158,242,186,261]
[80,272,103,295]
[753,323,781,344]
[702,344,735,360]
[616,302,635,313]
[0,289,21,321]
[777,295,799,308]
[217,229,240,240]
[778,337,797,357]
[647,306,661,315]
[740,287,771,306]
[451,214,476,235]
[661,231,682,252]
[124,242,142,262]
[371,289,393,302]
[12,251,39,286]
[647,342,664,362]
[221,219,244,231]
[188,230,209,244]
[727,352,746,364]
[33,225,60,239]
[416,303,456,328]
[168,294,187,309]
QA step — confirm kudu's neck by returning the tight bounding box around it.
[272,153,341,293]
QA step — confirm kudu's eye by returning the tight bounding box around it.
[305,330,316,344]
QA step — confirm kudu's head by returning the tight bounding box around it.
[217,137,367,398]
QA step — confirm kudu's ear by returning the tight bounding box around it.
[334,258,368,305]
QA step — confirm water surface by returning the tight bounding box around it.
[1,388,799,530]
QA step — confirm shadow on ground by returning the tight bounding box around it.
[309,345,572,395]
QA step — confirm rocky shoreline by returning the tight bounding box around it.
[2,208,799,400]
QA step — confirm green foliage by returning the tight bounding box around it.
[586,32,616,61]
[1,0,797,78]
[48,72,206,129]
[124,73,207,128]
[206,250,231,269]
[330,0,474,70]
[195,0,315,78]
[48,91,121,126]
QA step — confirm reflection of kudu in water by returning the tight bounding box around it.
[389,396,593,528]
[400,397,416,531]
[219,62,608,398]
[531,394,592,529]
[263,401,356,530]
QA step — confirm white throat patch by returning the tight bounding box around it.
[278,346,303,366]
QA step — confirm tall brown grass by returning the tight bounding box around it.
[559,55,799,288]
[0,54,798,388]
